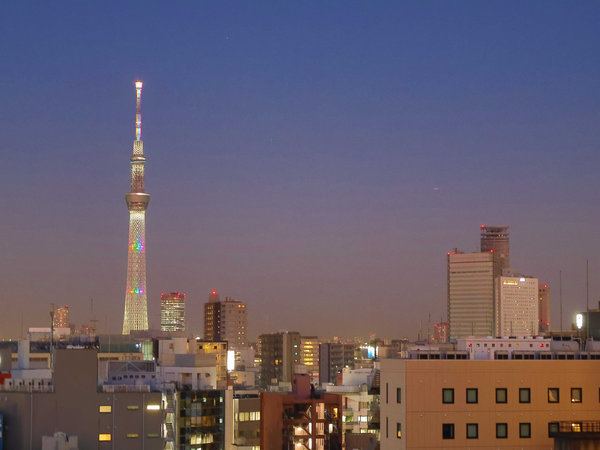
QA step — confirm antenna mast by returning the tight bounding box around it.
[135,81,143,141]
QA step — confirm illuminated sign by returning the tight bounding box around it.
[576,314,584,330]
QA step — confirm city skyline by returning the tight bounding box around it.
[1,2,600,340]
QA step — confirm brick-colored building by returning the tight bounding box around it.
[380,358,600,449]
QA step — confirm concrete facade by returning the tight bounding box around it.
[0,349,163,449]
[380,358,600,449]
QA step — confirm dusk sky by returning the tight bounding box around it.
[1,2,599,340]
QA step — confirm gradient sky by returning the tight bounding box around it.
[1,2,599,341]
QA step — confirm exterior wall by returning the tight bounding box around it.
[381,358,600,449]
[234,396,260,447]
[380,360,406,449]
[0,349,163,450]
[496,276,539,337]
[448,251,494,338]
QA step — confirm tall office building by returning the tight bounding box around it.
[53,305,69,329]
[160,292,186,332]
[538,283,551,334]
[447,249,495,338]
[496,276,539,337]
[258,331,301,388]
[480,225,510,277]
[203,291,247,350]
[123,81,150,334]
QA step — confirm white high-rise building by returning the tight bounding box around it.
[496,276,539,337]
[447,250,495,338]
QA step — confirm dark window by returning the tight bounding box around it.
[386,383,389,404]
[397,388,402,403]
[466,423,478,439]
[548,388,559,403]
[442,388,454,404]
[520,422,531,438]
[571,388,582,403]
[496,423,508,438]
[396,423,402,439]
[496,388,507,403]
[442,423,455,439]
[548,422,559,436]
[466,388,478,404]
[519,388,530,403]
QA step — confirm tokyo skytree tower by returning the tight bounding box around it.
[122,81,150,334]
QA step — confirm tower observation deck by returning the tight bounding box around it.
[123,81,150,334]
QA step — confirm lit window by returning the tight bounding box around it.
[127,405,140,410]
[496,423,508,438]
[442,423,454,439]
[147,433,160,438]
[396,422,402,438]
[466,388,478,404]
[98,434,112,441]
[571,388,582,403]
[519,388,530,403]
[496,388,507,404]
[442,388,454,404]
[520,422,531,438]
[571,422,582,432]
[99,405,112,413]
[146,404,160,411]
[466,423,478,439]
[548,388,560,403]
[126,433,139,438]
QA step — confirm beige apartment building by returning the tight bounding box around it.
[380,358,600,449]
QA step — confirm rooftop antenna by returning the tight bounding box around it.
[559,270,563,332]
[135,80,143,141]
[50,303,55,369]
[586,260,590,313]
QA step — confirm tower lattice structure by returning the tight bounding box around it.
[123,81,150,334]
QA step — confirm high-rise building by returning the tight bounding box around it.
[160,292,186,332]
[447,249,494,338]
[539,283,551,334]
[300,336,320,382]
[431,322,449,344]
[123,81,150,334]
[53,305,69,329]
[203,291,248,351]
[495,276,539,337]
[258,331,301,388]
[319,342,355,384]
[480,225,510,277]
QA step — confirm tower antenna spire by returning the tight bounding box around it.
[135,81,143,141]
[123,80,150,334]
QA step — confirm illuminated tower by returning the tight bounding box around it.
[122,81,150,334]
